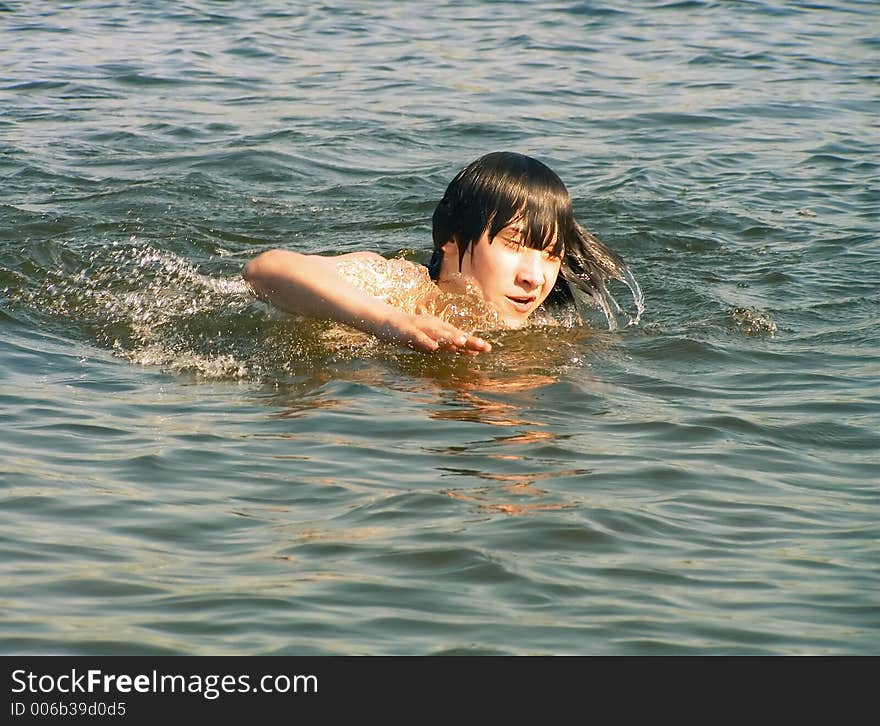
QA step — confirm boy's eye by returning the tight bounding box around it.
[499,235,523,249]
[496,233,562,261]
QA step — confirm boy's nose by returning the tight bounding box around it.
[516,251,545,288]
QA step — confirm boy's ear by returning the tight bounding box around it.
[441,238,459,258]
[440,238,461,272]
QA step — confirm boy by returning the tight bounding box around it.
[243,151,633,355]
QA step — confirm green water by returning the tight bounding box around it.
[1,0,878,654]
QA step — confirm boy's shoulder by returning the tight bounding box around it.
[332,251,386,265]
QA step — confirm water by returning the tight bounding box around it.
[1,0,878,655]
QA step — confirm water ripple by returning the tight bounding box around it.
[1,0,878,656]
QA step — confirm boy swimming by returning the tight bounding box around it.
[243,151,637,355]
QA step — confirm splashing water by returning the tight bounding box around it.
[8,239,644,380]
[12,239,263,378]
[570,266,644,332]
[335,254,504,332]
[731,306,777,336]
[337,252,644,334]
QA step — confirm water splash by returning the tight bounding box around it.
[7,240,643,380]
[336,254,503,332]
[12,239,264,378]
[731,306,777,336]
[570,265,644,332]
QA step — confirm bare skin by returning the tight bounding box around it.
[438,223,562,329]
[244,219,564,355]
[243,249,492,354]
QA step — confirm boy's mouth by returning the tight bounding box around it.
[505,295,536,313]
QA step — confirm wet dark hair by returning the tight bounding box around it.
[429,151,641,326]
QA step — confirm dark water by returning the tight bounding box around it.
[1,1,878,654]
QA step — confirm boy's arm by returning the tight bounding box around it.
[242,249,491,354]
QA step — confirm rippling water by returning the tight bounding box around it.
[1,1,878,655]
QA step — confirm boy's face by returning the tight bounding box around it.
[441,223,562,328]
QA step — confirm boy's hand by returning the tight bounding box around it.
[373,310,492,355]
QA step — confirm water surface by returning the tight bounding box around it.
[1,0,878,655]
